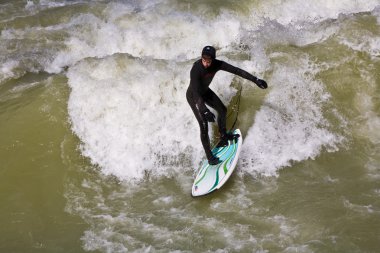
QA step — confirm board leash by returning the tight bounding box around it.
[227,83,242,131]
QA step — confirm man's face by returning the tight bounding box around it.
[201,56,212,68]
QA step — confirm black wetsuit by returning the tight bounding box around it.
[186,58,259,160]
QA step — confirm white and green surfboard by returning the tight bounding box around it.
[192,129,242,197]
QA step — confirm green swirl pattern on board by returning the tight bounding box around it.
[193,129,241,196]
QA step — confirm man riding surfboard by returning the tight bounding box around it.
[186,46,268,165]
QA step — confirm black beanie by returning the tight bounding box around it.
[201,46,216,59]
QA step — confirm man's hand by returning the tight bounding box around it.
[255,78,268,89]
[203,109,216,122]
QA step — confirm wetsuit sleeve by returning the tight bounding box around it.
[219,61,259,83]
[190,65,208,113]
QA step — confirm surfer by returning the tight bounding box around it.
[186,46,268,165]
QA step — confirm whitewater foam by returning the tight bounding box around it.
[47,4,242,73]
[3,0,377,179]
[255,0,380,25]
[64,0,365,180]
[240,56,342,176]
[67,52,242,181]
[0,60,19,83]
[1,0,379,83]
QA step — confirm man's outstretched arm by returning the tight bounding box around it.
[220,61,268,89]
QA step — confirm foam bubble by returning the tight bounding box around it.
[354,92,380,144]
[25,0,34,10]
[343,198,380,215]
[0,60,19,83]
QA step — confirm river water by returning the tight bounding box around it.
[1,0,380,252]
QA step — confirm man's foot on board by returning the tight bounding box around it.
[217,132,240,147]
[208,155,222,165]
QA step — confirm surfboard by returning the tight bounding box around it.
[192,129,242,197]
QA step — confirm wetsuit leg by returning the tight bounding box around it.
[186,89,214,160]
[203,89,227,136]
